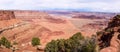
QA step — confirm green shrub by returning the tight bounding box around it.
[70,32,84,40]
[45,32,98,52]
[0,37,12,48]
[31,37,40,47]
[45,40,59,52]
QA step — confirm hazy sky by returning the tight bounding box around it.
[0,0,120,12]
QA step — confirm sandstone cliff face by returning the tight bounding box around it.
[0,10,15,20]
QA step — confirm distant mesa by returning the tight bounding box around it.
[0,10,15,20]
[72,15,106,19]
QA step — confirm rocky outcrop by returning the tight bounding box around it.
[97,15,120,50]
[0,10,15,20]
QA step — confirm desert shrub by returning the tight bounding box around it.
[31,37,41,52]
[45,40,59,52]
[57,39,66,52]
[81,36,97,52]
[64,39,75,52]
[70,32,84,40]
[0,37,12,48]
[45,32,98,52]
[31,37,40,47]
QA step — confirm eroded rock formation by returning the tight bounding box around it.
[97,15,120,51]
[0,10,15,20]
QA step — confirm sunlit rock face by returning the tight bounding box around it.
[0,10,15,20]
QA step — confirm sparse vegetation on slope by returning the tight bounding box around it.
[45,32,98,52]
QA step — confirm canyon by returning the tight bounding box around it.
[0,10,116,52]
